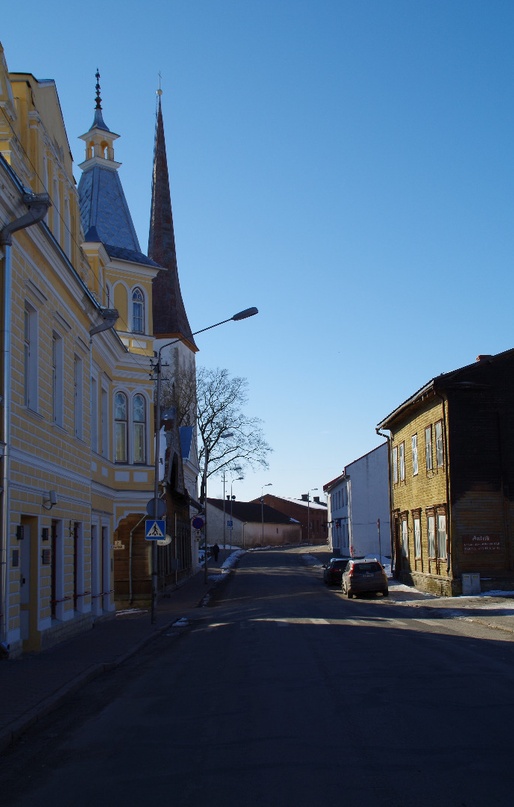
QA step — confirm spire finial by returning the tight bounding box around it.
[157,71,163,98]
[95,69,102,110]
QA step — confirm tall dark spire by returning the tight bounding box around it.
[148,90,196,349]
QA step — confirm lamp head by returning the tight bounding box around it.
[232,307,258,321]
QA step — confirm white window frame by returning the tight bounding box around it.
[91,375,98,452]
[132,393,146,464]
[401,517,409,557]
[392,446,398,484]
[427,514,436,558]
[414,515,421,558]
[435,421,444,468]
[437,512,447,559]
[24,302,38,411]
[52,331,64,426]
[132,287,145,334]
[74,355,83,439]
[399,442,405,482]
[412,434,418,476]
[425,425,433,471]
[114,391,128,463]
[101,385,109,457]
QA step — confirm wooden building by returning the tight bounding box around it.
[377,349,514,595]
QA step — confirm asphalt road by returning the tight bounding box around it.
[2,549,514,806]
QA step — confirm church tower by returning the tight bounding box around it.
[148,88,197,352]
[147,85,199,513]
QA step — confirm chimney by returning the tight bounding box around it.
[476,355,493,363]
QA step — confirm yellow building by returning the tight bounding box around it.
[0,47,157,655]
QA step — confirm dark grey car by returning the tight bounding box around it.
[341,558,389,598]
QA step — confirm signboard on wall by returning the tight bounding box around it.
[462,534,502,553]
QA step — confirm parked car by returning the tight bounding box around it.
[323,557,353,585]
[341,558,389,598]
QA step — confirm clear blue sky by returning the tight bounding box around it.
[3,1,514,503]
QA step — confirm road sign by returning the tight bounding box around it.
[192,516,204,529]
[145,519,166,540]
[227,519,233,527]
[146,498,166,518]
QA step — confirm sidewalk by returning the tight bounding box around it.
[0,555,230,754]
[300,545,514,635]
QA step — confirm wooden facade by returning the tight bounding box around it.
[377,350,514,595]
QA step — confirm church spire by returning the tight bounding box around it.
[148,87,196,350]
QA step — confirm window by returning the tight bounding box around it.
[425,426,433,471]
[392,446,398,484]
[399,442,405,482]
[133,394,146,463]
[114,392,128,462]
[435,421,444,467]
[401,517,409,557]
[427,514,436,557]
[414,515,421,558]
[24,302,38,410]
[91,376,98,452]
[132,287,145,334]
[412,434,418,476]
[437,513,447,559]
[74,355,83,439]
[101,386,109,457]
[52,332,63,426]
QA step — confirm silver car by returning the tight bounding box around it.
[341,558,389,598]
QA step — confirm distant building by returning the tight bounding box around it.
[255,494,328,545]
[323,443,390,559]
[377,349,514,595]
[206,499,302,548]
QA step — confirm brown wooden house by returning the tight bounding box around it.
[377,349,514,595]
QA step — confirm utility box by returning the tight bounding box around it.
[462,573,481,595]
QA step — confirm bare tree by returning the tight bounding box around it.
[167,365,271,499]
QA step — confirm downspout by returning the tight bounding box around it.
[376,428,394,574]
[0,191,51,652]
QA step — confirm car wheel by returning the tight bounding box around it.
[382,589,389,597]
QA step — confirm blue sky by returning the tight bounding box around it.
[3,0,514,503]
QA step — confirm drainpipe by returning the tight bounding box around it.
[0,190,51,652]
[376,427,394,573]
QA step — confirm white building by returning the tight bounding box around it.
[324,443,390,560]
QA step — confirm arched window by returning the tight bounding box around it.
[114,391,128,463]
[132,287,145,334]
[133,394,146,463]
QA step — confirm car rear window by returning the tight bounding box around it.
[354,562,381,573]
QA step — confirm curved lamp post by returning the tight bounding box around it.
[151,307,258,622]
[306,487,318,545]
[261,483,273,543]
[229,476,244,546]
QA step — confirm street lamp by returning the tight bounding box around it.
[151,307,258,621]
[229,475,244,546]
[261,483,273,543]
[223,466,241,551]
[306,487,318,545]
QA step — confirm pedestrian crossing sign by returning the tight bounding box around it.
[145,519,166,540]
